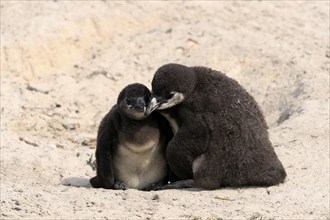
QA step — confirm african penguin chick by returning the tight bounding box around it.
[90,83,172,190]
[145,63,286,190]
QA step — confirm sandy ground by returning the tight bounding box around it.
[1,1,329,219]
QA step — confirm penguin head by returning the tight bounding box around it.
[117,83,151,120]
[145,63,197,116]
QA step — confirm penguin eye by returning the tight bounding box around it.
[126,98,132,105]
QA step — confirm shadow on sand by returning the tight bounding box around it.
[60,177,92,188]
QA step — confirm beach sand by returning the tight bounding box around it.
[1,1,329,219]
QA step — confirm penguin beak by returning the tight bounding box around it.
[135,97,146,112]
[145,96,160,117]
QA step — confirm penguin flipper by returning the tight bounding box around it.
[91,107,118,189]
[90,175,113,189]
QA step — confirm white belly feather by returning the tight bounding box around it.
[113,140,167,189]
[160,112,179,135]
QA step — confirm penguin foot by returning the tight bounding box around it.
[161,179,196,190]
[145,179,196,190]
[141,181,166,191]
[114,181,128,190]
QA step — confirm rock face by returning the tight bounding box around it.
[1,1,329,219]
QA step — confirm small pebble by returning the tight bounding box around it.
[62,123,80,130]
[152,194,160,201]
[47,144,56,149]
[13,206,21,211]
[82,139,89,146]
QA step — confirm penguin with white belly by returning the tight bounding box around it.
[90,83,173,190]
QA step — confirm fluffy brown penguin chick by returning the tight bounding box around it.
[146,63,286,190]
[90,83,173,190]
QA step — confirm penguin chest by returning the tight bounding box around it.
[113,140,167,189]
